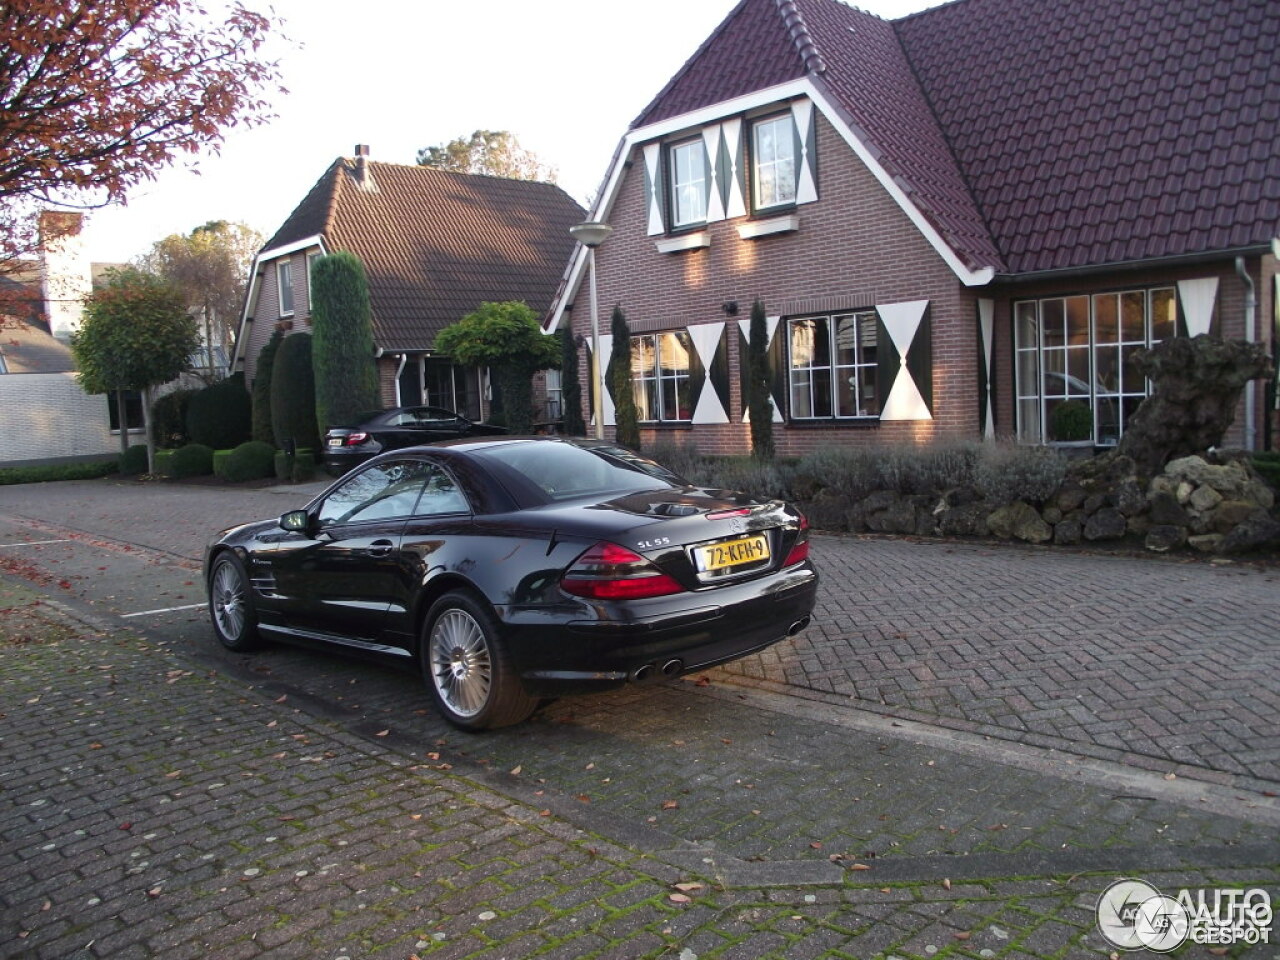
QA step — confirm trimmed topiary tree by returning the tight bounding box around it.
[559,328,585,436]
[218,440,277,482]
[170,443,214,478]
[270,332,320,451]
[747,299,775,461]
[251,329,283,444]
[607,305,640,450]
[310,252,381,432]
[151,388,198,450]
[435,301,560,435]
[186,374,252,450]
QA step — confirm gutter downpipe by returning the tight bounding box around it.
[1235,256,1257,450]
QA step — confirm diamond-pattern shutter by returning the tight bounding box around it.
[688,323,730,424]
[643,144,665,236]
[876,300,933,421]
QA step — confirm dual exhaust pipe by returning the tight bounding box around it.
[628,616,811,683]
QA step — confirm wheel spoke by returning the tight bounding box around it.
[430,609,492,718]
[213,563,244,639]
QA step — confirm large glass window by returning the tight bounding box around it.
[788,312,878,419]
[276,260,294,316]
[753,114,796,210]
[107,390,144,432]
[669,140,707,228]
[318,460,465,526]
[631,332,693,423]
[1015,287,1176,445]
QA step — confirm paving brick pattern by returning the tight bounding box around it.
[718,534,1280,785]
[3,629,1276,959]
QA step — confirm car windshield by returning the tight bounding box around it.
[473,441,678,502]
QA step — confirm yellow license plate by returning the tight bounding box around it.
[695,535,769,572]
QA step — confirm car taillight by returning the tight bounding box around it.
[344,432,369,446]
[561,542,684,600]
[783,514,811,567]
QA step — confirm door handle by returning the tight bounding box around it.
[367,539,395,557]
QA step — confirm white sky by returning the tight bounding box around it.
[79,0,937,264]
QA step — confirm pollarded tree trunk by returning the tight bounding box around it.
[1116,335,1273,475]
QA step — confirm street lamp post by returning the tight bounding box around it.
[569,221,613,439]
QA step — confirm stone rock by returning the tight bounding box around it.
[1116,477,1147,517]
[914,507,940,537]
[1165,455,1250,496]
[861,490,899,514]
[1054,483,1087,513]
[866,496,918,534]
[1219,513,1280,554]
[1115,336,1273,475]
[1187,484,1223,514]
[1126,514,1152,537]
[804,490,854,531]
[1054,519,1083,545]
[987,501,1052,543]
[1147,475,1177,498]
[1144,525,1187,553]
[1082,493,1109,516]
[1212,500,1262,534]
[1147,490,1189,527]
[1176,481,1194,504]
[1041,506,1063,525]
[938,502,990,537]
[1244,479,1276,510]
[1188,533,1224,553]
[1083,506,1127,541]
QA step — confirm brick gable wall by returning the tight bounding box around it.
[577,113,977,456]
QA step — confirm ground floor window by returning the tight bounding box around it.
[787,312,878,419]
[1014,288,1176,445]
[544,368,562,422]
[631,332,693,422]
[107,390,143,432]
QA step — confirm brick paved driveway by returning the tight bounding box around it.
[2,478,1277,787]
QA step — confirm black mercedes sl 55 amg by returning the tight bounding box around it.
[204,436,818,730]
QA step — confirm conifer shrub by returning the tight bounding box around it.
[186,374,252,450]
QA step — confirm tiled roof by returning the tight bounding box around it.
[264,160,585,352]
[896,0,1280,274]
[631,0,1280,276]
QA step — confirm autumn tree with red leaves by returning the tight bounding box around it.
[0,0,283,268]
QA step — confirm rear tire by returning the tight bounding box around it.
[420,590,537,731]
[208,553,260,652]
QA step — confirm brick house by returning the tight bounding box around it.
[545,0,1279,456]
[232,147,585,424]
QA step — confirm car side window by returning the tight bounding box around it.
[318,460,433,527]
[415,465,469,516]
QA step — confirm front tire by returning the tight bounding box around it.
[420,591,537,731]
[208,553,260,652]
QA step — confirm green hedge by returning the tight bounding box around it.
[187,374,252,450]
[170,443,214,478]
[119,443,149,475]
[154,449,176,478]
[0,460,117,486]
[217,441,277,483]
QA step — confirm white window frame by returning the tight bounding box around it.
[669,140,707,229]
[1014,287,1176,446]
[276,259,294,316]
[752,113,796,211]
[631,332,693,423]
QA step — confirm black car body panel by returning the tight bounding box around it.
[206,437,818,710]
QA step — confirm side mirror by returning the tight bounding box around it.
[279,509,311,534]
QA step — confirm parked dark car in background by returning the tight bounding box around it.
[322,405,506,476]
[205,437,818,730]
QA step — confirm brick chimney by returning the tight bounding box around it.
[354,144,375,190]
[39,211,92,342]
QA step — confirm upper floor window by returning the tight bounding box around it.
[788,312,879,419]
[632,332,693,423]
[1014,288,1177,446]
[669,140,707,228]
[753,114,796,210]
[277,259,294,316]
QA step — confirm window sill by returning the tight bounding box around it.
[639,422,693,430]
[655,232,710,254]
[738,214,799,239]
[787,417,880,429]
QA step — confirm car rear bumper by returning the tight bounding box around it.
[500,564,818,697]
